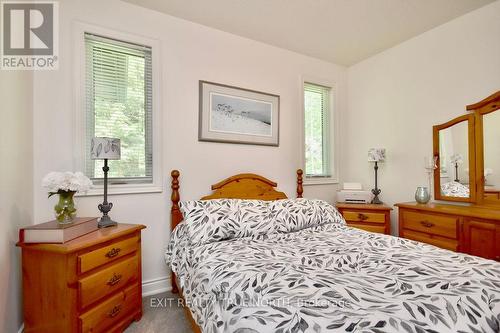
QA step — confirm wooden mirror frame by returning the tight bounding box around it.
[433,114,476,203]
[467,91,500,207]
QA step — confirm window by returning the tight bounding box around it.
[304,82,332,178]
[84,33,153,184]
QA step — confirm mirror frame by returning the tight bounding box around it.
[467,91,500,207]
[433,114,476,203]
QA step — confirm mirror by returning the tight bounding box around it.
[483,111,500,201]
[433,91,500,205]
[433,114,476,202]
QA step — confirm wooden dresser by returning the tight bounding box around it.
[17,223,146,333]
[336,203,392,235]
[396,202,500,261]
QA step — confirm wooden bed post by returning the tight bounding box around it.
[170,169,181,294]
[297,169,303,198]
[171,170,182,228]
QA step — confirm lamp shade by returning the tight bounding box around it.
[91,137,121,160]
[368,148,386,162]
[450,153,463,164]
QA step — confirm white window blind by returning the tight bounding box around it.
[304,82,332,177]
[85,33,153,184]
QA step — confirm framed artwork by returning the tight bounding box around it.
[199,81,280,146]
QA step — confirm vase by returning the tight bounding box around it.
[55,191,77,224]
[415,187,430,204]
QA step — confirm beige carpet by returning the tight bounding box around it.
[125,291,192,333]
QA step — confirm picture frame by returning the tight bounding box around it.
[199,80,280,146]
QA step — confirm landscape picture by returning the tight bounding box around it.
[209,93,272,136]
[199,81,279,146]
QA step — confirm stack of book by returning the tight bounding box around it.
[19,217,98,244]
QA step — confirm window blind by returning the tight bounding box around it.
[304,82,332,177]
[84,33,153,184]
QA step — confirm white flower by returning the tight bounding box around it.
[42,171,93,194]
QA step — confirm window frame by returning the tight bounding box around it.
[73,22,162,196]
[300,76,339,185]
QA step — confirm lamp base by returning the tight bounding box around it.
[371,188,382,204]
[98,215,118,228]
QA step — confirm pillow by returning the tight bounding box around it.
[179,199,272,246]
[179,199,237,246]
[233,199,275,237]
[178,198,344,246]
[269,198,345,233]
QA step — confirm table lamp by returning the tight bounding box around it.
[368,148,386,204]
[450,153,463,182]
[91,137,121,228]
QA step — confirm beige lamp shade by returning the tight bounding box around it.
[91,137,121,160]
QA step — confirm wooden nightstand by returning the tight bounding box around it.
[17,223,146,333]
[336,203,392,235]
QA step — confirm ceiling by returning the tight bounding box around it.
[122,0,495,66]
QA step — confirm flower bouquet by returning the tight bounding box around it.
[42,172,93,223]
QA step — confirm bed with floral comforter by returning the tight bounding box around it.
[441,182,470,198]
[165,199,500,333]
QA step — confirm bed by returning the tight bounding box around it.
[165,170,500,333]
[441,181,470,198]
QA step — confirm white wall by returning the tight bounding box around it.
[32,0,347,295]
[0,71,33,332]
[344,0,500,233]
[11,1,499,330]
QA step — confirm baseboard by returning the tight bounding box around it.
[142,276,171,297]
[18,323,24,333]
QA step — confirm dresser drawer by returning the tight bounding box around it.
[80,284,140,333]
[342,210,386,223]
[348,223,386,234]
[402,211,457,239]
[402,230,458,251]
[78,235,139,274]
[79,255,139,309]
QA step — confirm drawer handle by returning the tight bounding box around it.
[420,220,435,228]
[108,305,121,318]
[107,273,122,286]
[105,247,121,258]
[358,213,369,221]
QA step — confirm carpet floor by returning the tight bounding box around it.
[124,291,192,333]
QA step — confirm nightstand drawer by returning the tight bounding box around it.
[402,229,458,251]
[342,210,386,223]
[79,255,139,309]
[348,223,386,234]
[78,235,139,274]
[402,211,457,239]
[80,284,140,333]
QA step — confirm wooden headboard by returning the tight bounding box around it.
[170,169,303,232]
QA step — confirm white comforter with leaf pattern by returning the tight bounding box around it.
[166,199,500,333]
